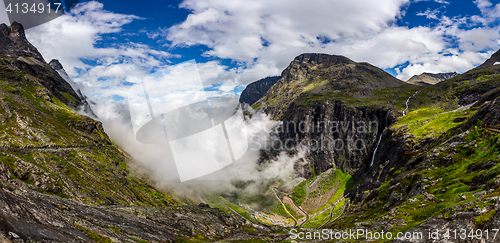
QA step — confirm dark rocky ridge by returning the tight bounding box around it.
[475,48,500,70]
[239,76,280,105]
[48,59,95,117]
[48,59,64,71]
[0,22,45,63]
[407,72,458,86]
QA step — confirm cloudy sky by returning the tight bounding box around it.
[2,0,500,101]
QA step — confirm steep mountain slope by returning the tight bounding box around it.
[239,50,500,239]
[250,53,413,177]
[0,22,45,63]
[0,22,178,207]
[330,64,500,241]
[0,22,288,242]
[407,72,458,86]
[239,76,280,105]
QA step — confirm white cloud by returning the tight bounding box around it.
[25,1,175,101]
[158,0,500,82]
[417,8,441,20]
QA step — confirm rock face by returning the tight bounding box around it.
[407,72,458,86]
[0,22,182,206]
[253,53,405,176]
[239,76,280,105]
[0,22,45,62]
[0,188,254,242]
[48,59,95,117]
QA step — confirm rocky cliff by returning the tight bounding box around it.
[239,76,280,105]
[248,50,500,239]
[253,53,409,177]
[475,48,500,70]
[0,22,45,63]
[324,52,500,240]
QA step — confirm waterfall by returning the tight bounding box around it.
[403,91,420,116]
[370,134,383,167]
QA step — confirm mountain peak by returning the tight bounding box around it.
[475,48,500,70]
[49,59,64,71]
[407,72,458,86]
[0,22,44,62]
[293,53,355,65]
[8,21,26,39]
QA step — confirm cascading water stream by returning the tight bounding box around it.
[403,91,421,116]
[370,134,383,167]
[370,111,391,167]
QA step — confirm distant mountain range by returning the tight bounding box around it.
[406,72,458,86]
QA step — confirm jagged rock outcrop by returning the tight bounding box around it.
[48,59,95,117]
[407,72,458,86]
[0,22,45,63]
[239,76,280,105]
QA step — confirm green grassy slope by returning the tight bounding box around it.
[0,54,178,207]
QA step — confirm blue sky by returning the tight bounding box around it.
[2,0,500,104]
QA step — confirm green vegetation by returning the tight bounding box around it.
[0,59,178,207]
[393,106,476,138]
[77,226,113,243]
[474,209,497,226]
[330,124,500,236]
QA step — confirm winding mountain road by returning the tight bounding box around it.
[318,193,350,229]
[287,194,309,228]
[271,187,299,227]
[0,144,113,151]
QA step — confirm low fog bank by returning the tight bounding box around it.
[90,100,310,200]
